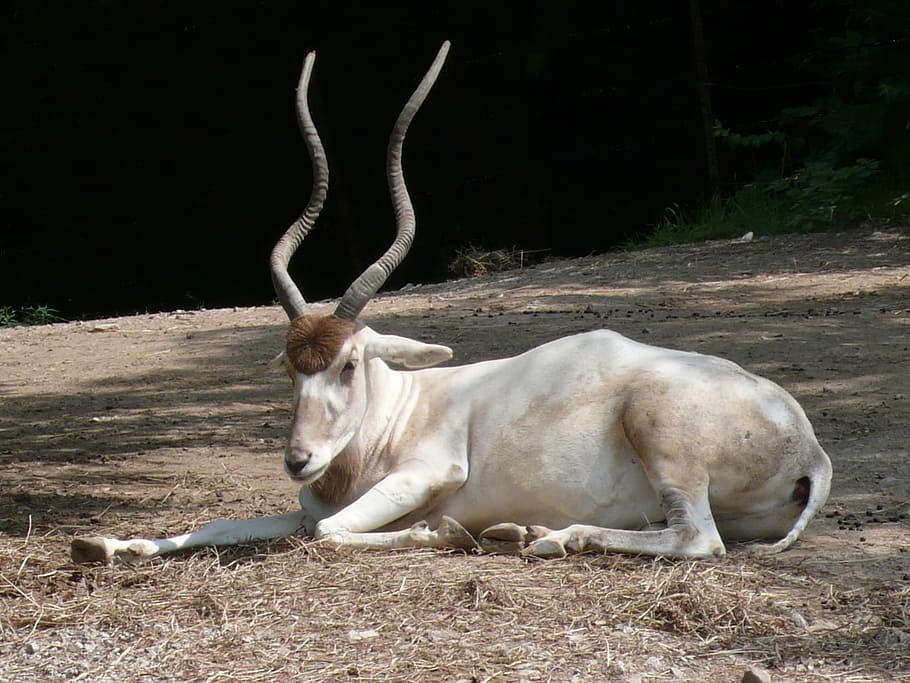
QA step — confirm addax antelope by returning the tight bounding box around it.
[72,41,832,564]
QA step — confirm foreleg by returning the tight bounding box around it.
[319,516,477,551]
[314,457,471,550]
[71,510,310,564]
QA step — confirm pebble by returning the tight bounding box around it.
[346,628,379,642]
[89,323,120,332]
[875,627,910,646]
[742,666,772,683]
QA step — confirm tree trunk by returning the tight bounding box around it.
[689,0,720,189]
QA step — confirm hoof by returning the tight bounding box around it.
[122,540,158,563]
[478,523,527,554]
[479,523,553,554]
[438,516,479,551]
[71,537,112,565]
[523,537,567,559]
[318,530,350,547]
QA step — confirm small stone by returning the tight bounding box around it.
[424,628,458,643]
[789,610,809,629]
[742,666,772,683]
[875,627,910,646]
[644,655,663,670]
[346,628,379,642]
[23,642,39,655]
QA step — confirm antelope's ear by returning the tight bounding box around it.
[268,351,287,370]
[364,332,453,369]
[268,351,296,382]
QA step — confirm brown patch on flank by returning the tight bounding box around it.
[286,314,355,375]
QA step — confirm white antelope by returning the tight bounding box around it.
[72,41,832,565]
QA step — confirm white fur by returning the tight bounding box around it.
[71,325,832,564]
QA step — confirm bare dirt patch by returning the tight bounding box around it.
[1,231,908,682]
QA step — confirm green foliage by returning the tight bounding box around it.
[634,176,908,249]
[763,157,882,229]
[632,192,785,248]
[0,307,16,327]
[642,1,910,248]
[713,123,786,150]
[743,4,906,196]
[0,305,64,327]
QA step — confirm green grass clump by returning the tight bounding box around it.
[632,177,908,249]
[0,305,64,327]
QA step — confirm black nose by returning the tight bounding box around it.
[285,452,311,476]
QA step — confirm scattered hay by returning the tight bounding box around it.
[1,534,907,682]
[449,245,549,277]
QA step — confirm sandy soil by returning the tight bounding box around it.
[0,230,908,682]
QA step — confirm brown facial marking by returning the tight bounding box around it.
[286,314,356,375]
[310,449,362,506]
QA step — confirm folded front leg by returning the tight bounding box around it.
[314,456,469,548]
[320,516,478,551]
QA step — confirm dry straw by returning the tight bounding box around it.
[1,533,907,682]
[449,246,550,277]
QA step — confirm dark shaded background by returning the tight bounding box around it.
[3,1,818,319]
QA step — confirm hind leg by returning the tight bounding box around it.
[518,405,728,559]
[480,401,734,559]
[478,456,726,560]
[519,481,725,559]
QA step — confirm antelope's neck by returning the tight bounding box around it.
[306,359,411,507]
[363,358,415,458]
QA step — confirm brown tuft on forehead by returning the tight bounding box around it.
[286,314,356,375]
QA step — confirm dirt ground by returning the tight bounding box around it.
[1,230,908,682]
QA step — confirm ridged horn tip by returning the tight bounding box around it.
[334,41,451,320]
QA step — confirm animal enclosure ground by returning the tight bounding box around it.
[1,231,908,682]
